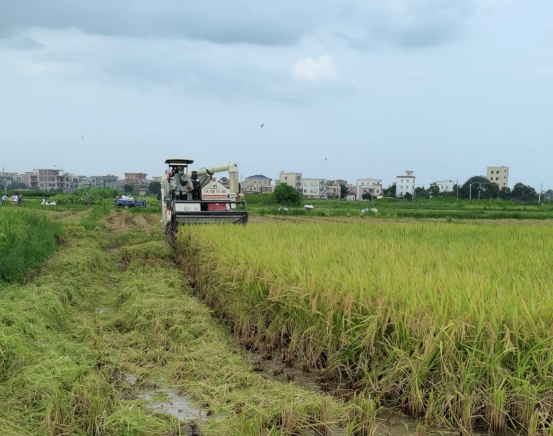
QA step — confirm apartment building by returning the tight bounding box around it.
[433,180,455,192]
[356,177,383,200]
[327,179,348,199]
[243,175,273,193]
[124,172,149,192]
[486,166,509,188]
[279,172,302,191]
[19,169,71,191]
[396,171,415,197]
[0,171,19,187]
[302,178,328,199]
[80,175,120,189]
[65,174,87,191]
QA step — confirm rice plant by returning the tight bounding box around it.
[178,221,553,434]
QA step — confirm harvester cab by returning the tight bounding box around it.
[161,158,248,244]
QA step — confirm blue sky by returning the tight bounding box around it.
[0,0,552,188]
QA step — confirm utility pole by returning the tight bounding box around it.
[539,181,547,203]
[469,182,476,200]
[456,179,459,200]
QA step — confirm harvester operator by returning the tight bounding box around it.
[171,166,194,200]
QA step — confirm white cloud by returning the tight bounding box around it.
[291,55,339,84]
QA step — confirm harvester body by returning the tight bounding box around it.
[161,159,247,242]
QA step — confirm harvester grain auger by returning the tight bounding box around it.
[160,159,248,245]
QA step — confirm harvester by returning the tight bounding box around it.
[160,159,248,244]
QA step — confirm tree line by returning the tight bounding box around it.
[375,176,542,202]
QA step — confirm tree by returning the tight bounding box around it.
[384,184,396,198]
[511,183,537,202]
[124,184,135,194]
[340,184,348,199]
[459,176,491,199]
[428,184,440,198]
[273,183,302,206]
[404,192,413,201]
[361,192,373,201]
[414,186,429,199]
[147,181,161,196]
[8,181,27,190]
[498,186,511,201]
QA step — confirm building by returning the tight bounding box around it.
[0,171,19,187]
[80,175,120,190]
[243,175,273,194]
[302,178,328,199]
[396,171,415,197]
[327,179,348,199]
[124,172,149,192]
[433,180,455,192]
[356,177,383,200]
[279,172,302,191]
[65,174,87,191]
[19,169,71,191]
[486,166,509,188]
[545,189,553,201]
[218,177,230,189]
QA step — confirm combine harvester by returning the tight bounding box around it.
[160,159,248,244]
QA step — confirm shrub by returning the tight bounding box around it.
[273,184,302,206]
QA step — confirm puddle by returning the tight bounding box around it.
[125,375,138,385]
[137,387,205,422]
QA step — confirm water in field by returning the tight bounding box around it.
[137,386,205,421]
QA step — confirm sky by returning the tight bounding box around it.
[1,0,552,188]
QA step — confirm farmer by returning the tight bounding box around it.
[171,166,193,200]
[1,194,7,205]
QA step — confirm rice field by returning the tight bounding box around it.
[178,220,553,434]
[0,208,64,285]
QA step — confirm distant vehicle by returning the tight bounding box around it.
[115,197,147,209]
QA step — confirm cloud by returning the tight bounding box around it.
[0,0,478,49]
[337,0,477,49]
[292,55,339,83]
[0,31,43,50]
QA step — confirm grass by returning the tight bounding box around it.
[0,207,64,285]
[178,220,553,435]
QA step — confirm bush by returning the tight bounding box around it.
[273,184,302,206]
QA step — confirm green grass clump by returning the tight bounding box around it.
[0,208,64,285]
[178,221,553,434]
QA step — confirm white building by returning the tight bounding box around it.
[396,171,415,197]
[433,180,455,192]
[486,166,509,188]
[356,177,383,200]
[302,178,328,199]
[279,172,302,191]
[243,175,273,193]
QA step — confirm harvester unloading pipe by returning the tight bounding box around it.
[196,163,239,194]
